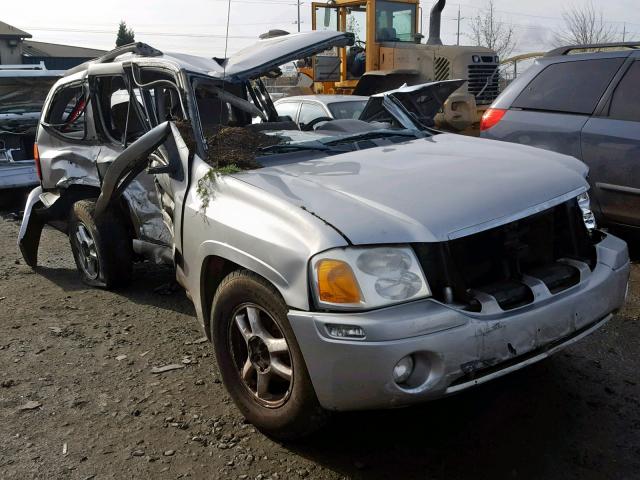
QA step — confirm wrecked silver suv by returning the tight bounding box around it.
[18,32,630,439]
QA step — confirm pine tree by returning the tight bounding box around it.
[116,21,135,47]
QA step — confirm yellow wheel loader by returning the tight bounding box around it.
[300,0,500,131]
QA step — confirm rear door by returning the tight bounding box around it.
[39,80,101,190]
[581,57,640,227]
[92,65,191,254]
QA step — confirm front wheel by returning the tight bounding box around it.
[211,270,328,440]
[68,200,132,289]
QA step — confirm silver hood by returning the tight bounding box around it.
[235,134,589,244]
[213,31,354,82]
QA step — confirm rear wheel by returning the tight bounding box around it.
[211,270,328,440]
[68,200,132,289]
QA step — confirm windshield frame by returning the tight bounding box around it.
[185,70,431,169]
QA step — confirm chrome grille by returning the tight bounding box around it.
[467,64,500,104]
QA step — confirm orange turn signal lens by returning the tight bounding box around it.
[33,142,42,181]
[316,259,362,304]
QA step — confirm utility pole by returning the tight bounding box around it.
[453,6,466,46]
[622,23,626,42]
[297,0,301,32]
[457,6,461,45]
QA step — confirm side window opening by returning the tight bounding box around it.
[375,0,416,42]
[512,58,624,115]
[194,82,250,136]
[608,61,640,122]
[274,101,300,122]
[95,75,146,145]
[136,69,186,125]
[45,84,87,140]
[298,102,328,127]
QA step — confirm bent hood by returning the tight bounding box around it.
[235,134,589,244]
[359,80,466,127]
[213,31,354,82]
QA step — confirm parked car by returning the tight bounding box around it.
[19,33,629,439]
[274,95,369,129]
[0,64,63,192]
[480,42,640,232]
[273,79,467,131]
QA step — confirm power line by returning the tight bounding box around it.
[23,26,260,39]
[448,2,640,29]
[209,0,305,5]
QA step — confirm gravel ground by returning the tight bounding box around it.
[0,201,639,480]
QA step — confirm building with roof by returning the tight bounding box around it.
[0,20,105,70]
[0,20,31,64]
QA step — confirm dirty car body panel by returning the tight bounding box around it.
[19,33,630,415]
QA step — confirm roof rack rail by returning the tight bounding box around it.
[545,42,640,57]
[94,42,163,64]
[64,42,163,77]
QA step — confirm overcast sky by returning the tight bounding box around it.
[3,0,639,58]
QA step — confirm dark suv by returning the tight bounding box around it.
[481,42,640,232]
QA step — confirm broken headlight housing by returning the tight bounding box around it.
[310,246,431,310]
[577,192,596,231]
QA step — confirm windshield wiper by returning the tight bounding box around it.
[259,142,339,154]
[324,129,423,146]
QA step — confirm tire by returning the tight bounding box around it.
[68,199,132,289]
[210,270,328,440]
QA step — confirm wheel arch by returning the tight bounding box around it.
[51,185,136,238]
[199,253,292,340]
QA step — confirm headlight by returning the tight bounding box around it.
[577,192,596,231]
[311,246,431,310]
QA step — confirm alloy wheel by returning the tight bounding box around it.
[228,304,293,408]
[74,223,99,280]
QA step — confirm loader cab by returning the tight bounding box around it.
[311,0,420,92]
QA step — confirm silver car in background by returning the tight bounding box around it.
[274,94,369,130]
[18,32,630,439]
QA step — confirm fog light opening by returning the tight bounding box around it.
[325,324,366,339]
[393,355,415,385]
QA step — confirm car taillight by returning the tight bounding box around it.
[480,108,507,131]
[33,143,42,181]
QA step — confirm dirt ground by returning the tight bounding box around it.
[0,197,639,480]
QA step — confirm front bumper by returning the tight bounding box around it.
[288,234,630,411]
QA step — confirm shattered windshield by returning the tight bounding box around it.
[0,77,59,114]
[188,75,423,170]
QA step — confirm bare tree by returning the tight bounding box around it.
[468,0,517,59]
[555,2,616,46]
